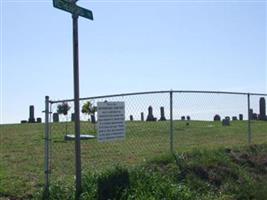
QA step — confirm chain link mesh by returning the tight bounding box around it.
[172,92,248,151]
[49,92,171,183]
[47,91,267,184]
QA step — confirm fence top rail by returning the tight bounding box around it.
[50,90,267,104]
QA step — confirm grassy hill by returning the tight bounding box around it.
[38,144,267,200]
[1,120,267,199]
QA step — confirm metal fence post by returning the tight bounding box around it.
[44,96,50,197]
[247,93,251,144]
[170,90,173,153]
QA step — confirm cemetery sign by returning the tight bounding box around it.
[97,102,125,142]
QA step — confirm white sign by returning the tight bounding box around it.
[97,101,125,142]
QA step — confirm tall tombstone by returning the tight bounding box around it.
[130,115,133,121]
[146,106,156,121]
[53,113,59,122]
[186,116,191,121]
[141,112,144,121]
[259,97,266,120]
[239,114,243,121]
[159,107,166,121]
[181,116,185,121]
[28,105,35,123]
[249,109,253,120]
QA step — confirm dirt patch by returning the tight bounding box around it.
[229,149,267,173]
[179,163,239,188]
[178,146,267,190]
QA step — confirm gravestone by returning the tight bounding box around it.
[225,116,230,121]
[232,116,237,121]
[36,118,42,123]
[71,113,75,121]
[213,114,221,121]
[252,113,258,120]
[146,106,156,121]
[249,109,253,120]
[181,116,185,121]
[159,107,166,121]
[141,112,144,121]
[130,115,133,121]
[53,113,59,122]
[186,116,191,121]
[259,97,266,120]
[28,105,35,123]
[21,120,27,124]
[222,118,230,126]
[239,114,243,121]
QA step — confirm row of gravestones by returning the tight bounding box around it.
[215,115,245,126]
[214,114,243,122]
[129,106,192,122]
[21,105,42,124]
[21,97,267,123]
[132,97,267,122]
[52,106,170,122]
[249,108,267,121]
[221,116,247,126]
[130,106,166,122]
[245,97,267,121]
[52,97,267,124]
[52,105,237,124]
[129,106,190,122]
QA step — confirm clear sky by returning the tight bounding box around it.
[1,0,266,124]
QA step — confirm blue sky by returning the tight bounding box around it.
[1,0,266,124]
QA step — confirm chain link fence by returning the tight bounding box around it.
[44,90,267,191]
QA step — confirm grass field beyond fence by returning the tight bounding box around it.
[1,120,267,199]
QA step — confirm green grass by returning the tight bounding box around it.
[1,120,267,199]
[35,144,267,200]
